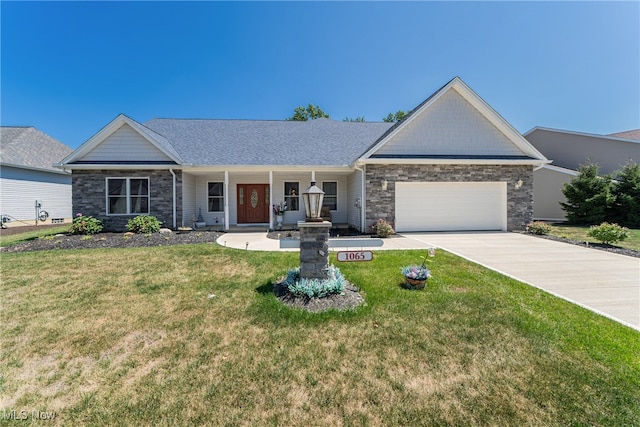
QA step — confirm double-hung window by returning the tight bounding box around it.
[208,182,224,212]
[322,181,337,210]
[284,182,299,211]
[107,178,149,215]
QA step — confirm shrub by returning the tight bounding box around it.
[374,219,394,238]
[527,221,552,235]
[126,215,162,234]
[587,222,629,245]
[69,213,103,235]
[284,265,346,298]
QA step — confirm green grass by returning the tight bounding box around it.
[545,223,640,251]
[1,244,638,426]
[0,226,68,247]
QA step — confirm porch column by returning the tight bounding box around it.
[224,171,229,231]
[269,170,273,228]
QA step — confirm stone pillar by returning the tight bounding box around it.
[298,221,331,280]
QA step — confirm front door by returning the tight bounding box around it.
[237,184,270,224]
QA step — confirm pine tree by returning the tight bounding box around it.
[560,163,614,224]
[611,161,640,227]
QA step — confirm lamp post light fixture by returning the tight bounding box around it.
[302,181,325,222]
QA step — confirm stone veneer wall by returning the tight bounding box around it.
[365,164,533,232]
[72,169,183,231]
[298,222,331,280]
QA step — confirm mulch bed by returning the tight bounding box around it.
[273,280,366,313]
[0,230,222,253]
[525,233,639,258]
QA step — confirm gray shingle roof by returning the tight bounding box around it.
[144,118,393,166]
[608,129,640,140]
[1,127,73,171]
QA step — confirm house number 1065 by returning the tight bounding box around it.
[337,251,373,262]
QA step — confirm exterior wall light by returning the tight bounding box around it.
[382,179,388,191]
[515,179,524,190]
[302,181,325,222]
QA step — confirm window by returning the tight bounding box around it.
[208,182,224,212]
[322,181,337,210]
[284,182,299,211]
[107,178,149,215]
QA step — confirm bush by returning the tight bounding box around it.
[374,219,394,238]
[126,215,162,234]
[284,265,346,298]
[69,213,103,235]
[527,221,552,235]
[587,222,629,245]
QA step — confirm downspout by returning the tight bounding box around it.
[169,168,177,229]
[353,163,366,232]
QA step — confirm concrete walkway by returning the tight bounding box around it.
[216,231,639,330]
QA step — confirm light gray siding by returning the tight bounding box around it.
[0,166,71,220]
[347,169,363,230]
[182,173,196,227]
[525,129,640,174]
[79,124,174,162]
[374,90,524,157]
[533,166,576,221]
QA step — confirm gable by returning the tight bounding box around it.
[360,77,548,165]
[76,124,174,163]
[373,89,524,157]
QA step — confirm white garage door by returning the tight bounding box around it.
[395,182,507,232]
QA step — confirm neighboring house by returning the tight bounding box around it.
[57,77,548,232]
[0,127,73,222]
[524,127,640,221]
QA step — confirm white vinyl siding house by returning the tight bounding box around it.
[59,77,549,232]
[1,127,73,222]
[0,165,71,221]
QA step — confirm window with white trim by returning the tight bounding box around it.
[107,178,149,215]
[208,182,224,212]
[322,181,337,210]
[284,182,299,211]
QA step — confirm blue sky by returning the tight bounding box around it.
[2,1,639,149]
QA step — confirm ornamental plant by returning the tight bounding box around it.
[374,219,394,238]
[126,215,162,234]
[587,222,629,245]
[273,201,287,216]
[527,221,552,235]
[69,213,103,235]
[401,265,431,281]
[284,265,346,298]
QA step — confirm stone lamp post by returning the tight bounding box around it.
[299,181,331,280]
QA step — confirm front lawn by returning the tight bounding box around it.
[545,223,640,251]
[1,244,638,426]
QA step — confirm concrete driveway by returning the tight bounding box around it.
[402,232,640,331]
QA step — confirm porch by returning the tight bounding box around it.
[180,168,364,231]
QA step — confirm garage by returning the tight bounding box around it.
[395,182,507,232]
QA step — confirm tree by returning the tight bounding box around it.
[560,163,614,225]
[383,110,408,123]
[610,161,640,227]
[343,116,365,122]
[286,104,329,121]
